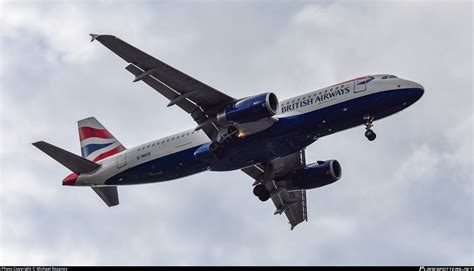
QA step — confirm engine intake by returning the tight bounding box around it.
[290,160,342,190]
[217,92,278,125]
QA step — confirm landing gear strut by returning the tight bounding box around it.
[363,115,376,141]
[253,184,271,202]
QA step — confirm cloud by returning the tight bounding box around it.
[1,0,472,266]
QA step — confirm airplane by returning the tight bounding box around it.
[33,34,424,230]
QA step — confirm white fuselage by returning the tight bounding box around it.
[74,75,423,186]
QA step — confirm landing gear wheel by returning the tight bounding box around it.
[258,190,271,202]
[253,184,271,201]
[209,142,224,159]
[253,184,265,197]
[363,115,376,141]
[365,129,376,141]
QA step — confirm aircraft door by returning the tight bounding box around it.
[354,78,367,93]
[117,153,127,169]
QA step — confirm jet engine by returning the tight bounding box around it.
[290,160,342,190]
[217,92,279,125]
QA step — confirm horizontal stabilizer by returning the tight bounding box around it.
[92,186,119,207]
[32,141,100,173]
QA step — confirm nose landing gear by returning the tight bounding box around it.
[363,115,376,141]
[365,129,376,141]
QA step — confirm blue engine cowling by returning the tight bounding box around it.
[217,92,279,125]
[194,142,214,163]
[290,160,342,190]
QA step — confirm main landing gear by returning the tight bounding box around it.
[363,115,376,141]
[253,184,271,202]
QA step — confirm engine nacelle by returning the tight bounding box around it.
[217,92,279,125]
[194,142,215,162]
[290,160,342,190]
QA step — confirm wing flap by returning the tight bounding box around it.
[269,180,308,230]
[242,149,308,230]
[282,191,307,229]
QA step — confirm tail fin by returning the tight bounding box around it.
[78,117,126,162]
[33,135,119,207]
[32,141,100,173]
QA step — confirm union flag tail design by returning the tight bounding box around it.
[78,117,126,162]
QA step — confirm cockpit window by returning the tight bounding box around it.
[380,75,398,79]
[380,74,398,80]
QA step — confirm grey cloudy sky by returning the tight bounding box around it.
[1,0,472,266]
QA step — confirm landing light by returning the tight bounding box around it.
[237,131,246,138]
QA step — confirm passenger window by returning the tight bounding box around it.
[166,139,170,142]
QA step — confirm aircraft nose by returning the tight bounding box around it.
[410,81,424,101]
[63,172,78,186]
[413,87,424,100]
[403,80,424,103]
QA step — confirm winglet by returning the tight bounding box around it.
[90,33,100,42]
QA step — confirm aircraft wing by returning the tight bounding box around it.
[242,149,308,230]
[90,34,235,141]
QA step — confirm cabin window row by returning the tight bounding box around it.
[136,131,196,151]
